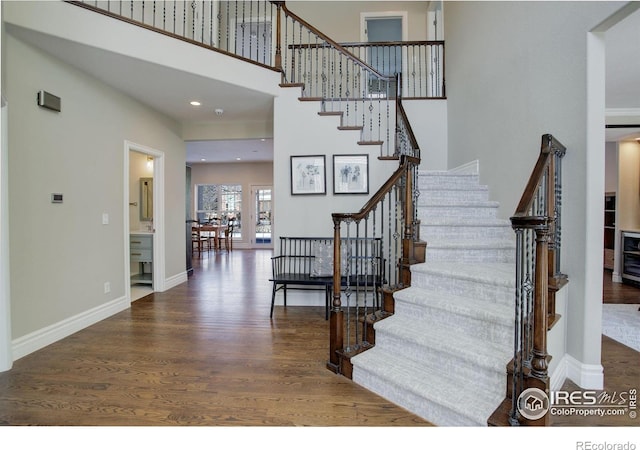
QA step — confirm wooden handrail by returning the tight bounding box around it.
[278,2,394,82]
[513,134,566,218]
[289,40,446,49]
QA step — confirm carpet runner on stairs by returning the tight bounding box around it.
[351,168,516,426]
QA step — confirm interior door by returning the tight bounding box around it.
[365,16,402,96]
[252,185,272,248]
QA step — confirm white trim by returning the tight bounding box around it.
[12,296,129,361]
[164,271,188,291]
[0,97,12,371]
[448,160,479,175]
[605,107,640,118]
[360,11,409,43]
[550,354,569,392]
[564,353,604,390]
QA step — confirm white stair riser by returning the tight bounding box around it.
[418,175,480,190]
[425,189,490,202]
[418,206,499,218]
[392,299,513,347]
[421,225,513,241]
[410,271,513,306]
[373,330,508,398]
[425,247,515,263]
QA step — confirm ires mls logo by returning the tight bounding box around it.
[517,388,638,420]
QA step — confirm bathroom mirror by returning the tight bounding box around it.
[140,177,153,221]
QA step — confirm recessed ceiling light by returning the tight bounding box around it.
[200,158,206,162]
[236,157,242,161]
[190,101,201,106]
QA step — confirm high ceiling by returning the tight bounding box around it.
[6,4,640,160]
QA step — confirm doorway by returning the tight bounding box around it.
[252,185,272,248]
[360,12,407,96]
[124,141,165,303]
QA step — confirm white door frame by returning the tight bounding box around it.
[124,141,166,303]
[360,11,408,43]
[250,184,273,248]
[360,11,409,97]
[0,96,12,372]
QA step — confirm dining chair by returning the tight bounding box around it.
[221,223,234,251]
[191,226,209,255]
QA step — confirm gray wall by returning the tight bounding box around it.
[6,34,186,339]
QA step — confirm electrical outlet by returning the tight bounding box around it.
[104,282,111,294]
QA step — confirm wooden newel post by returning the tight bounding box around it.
[531,225,549,379]
[328,217,344,373]
[400,164,415,286]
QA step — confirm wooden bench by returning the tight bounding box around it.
[269,237,383,319]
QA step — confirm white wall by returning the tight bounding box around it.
[5,33,186,354]
[273,86,398,240]
[404,99,447,171]
[444,1,624,389]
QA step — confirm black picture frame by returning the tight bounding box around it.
[290,155,327,195]
[333,154,369,194]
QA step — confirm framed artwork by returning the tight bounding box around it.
[333,154,369,194]
[290,155,326,195]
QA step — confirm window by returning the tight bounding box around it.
[196,184,242,237]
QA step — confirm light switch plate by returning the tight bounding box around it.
[102,213,109,225]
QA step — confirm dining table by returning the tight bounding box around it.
[197,224,229,250]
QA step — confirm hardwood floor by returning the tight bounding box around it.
[0,251,637,428]
[603,269,640,304]
[0,249,428,426]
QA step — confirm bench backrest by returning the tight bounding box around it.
[275,237,383,279]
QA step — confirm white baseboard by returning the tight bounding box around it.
[550,353,569,392]
[163,271,188,291]
[564,353,604,390]
[547,353,605,392]
[12,295,129,361]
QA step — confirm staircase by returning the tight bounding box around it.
[351,167,516,426]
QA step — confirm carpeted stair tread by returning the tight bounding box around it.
[393,285,513,328]
[373,314,511,373]
[410,261,515,288]
[352,347,505,426]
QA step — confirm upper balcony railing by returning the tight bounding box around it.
[69,1,445,101]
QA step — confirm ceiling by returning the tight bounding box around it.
[6,4,640,160]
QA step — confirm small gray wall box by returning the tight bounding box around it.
[37,90,61,112]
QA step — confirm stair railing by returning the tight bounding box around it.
[276,3,398,157]
[328,96,421,375]
[336,40,446,99]
[509,134,567,426]
[69,1,280,69]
